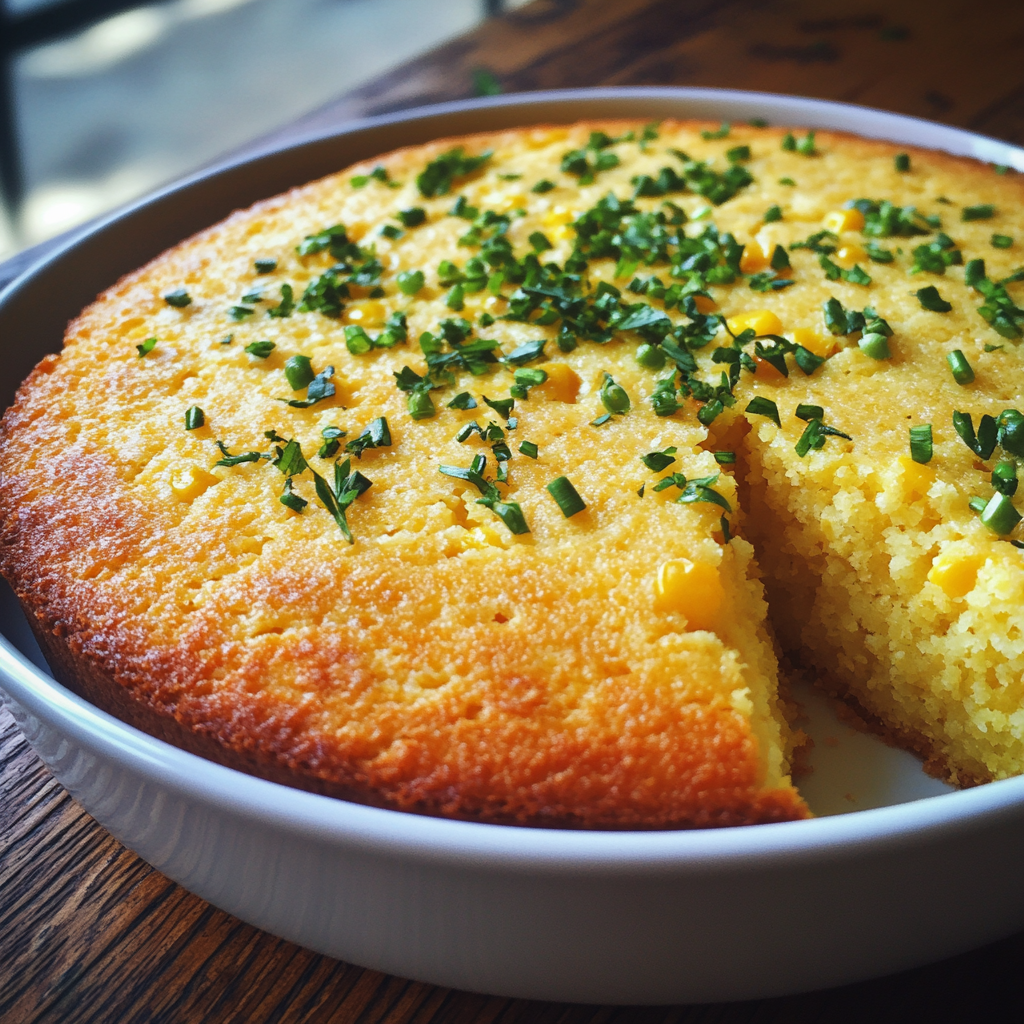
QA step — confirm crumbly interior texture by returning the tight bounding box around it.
[1,119,1022,826]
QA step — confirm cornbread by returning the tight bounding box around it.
[2,120,1023,827]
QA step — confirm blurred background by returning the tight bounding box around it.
[3,0,1023,267]
[0,0,529,260]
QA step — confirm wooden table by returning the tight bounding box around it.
[4,0,1024,1019]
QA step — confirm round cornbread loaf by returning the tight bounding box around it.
[1,120,1023,826]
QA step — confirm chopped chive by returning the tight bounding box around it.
[529,231,552,253]
[714,451,736,464]
[969,496,988,514]
[229,305,254,320]
[531,179,556,193]
[284,355,315,390]
[946,349,975,385]
[962,204,996,221]
[915,286,952,312]
[344,325,372,354]
[519,441,539,459]
[726,144,751,163]
[163,288,191,308]
[745,396,780,426]
[398,207,426,228]
[635,343,666,369]
[397,269,425,295]
[992,234,1013,249]
[859,332,891,359]
[909,424,933,463]
[599,374,630,415]
[979,492,1022,535]
[763,204,783,223]
[136,336,157,357]
[992,460,1018,496]
[591,413,612,427]
[244,340,275,358]
[254,258,277,274]
[778,177,796,186]
[894,153,911,172]
[184,406,204,430]
[547,476,586,517]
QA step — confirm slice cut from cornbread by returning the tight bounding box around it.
[2,118,1023,825]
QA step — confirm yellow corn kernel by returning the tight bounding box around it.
[727,309,784,337]
[928,552,985,599]
[738,240,770,274]
[790,327,836,359]
[692,294,718,314]
[542,205,577,241]
[834,244,868,269]
[535,362,581,403]
[654,558,725,631]
[170,465,219,503]
[345,299,387,327]
[822,208,866,233]
[482,192,526,213]
[897,454,935,499]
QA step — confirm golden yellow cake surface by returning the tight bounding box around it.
[2,118,1023,824]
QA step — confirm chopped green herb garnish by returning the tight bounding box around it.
[519,441,539,459]
[778,177,796,186]
[701,123,730,140]
[992,234,1014,249]
[962,204,996,221]
[163,288,192,308]
[641,447,678,472]
[244,340,275,358]
[858,331,891,359]
[591,413,613,427]
[254,258,277,274]
[763,204,783,223]
[184,406,204,430]
[504,339,547,365]
[978,492,1022,535]
[417,147,492,197]
[214,440,264,467]
[229,305,254,320]
[136,336,157,357]
[998,410,1024,456]
[796,403,824,421]
[284,354,315,390]
[314,458,372,543]
[714,451,736,465]
[909,424,933,464]
[380,225,403,240]
[546,476,586,517]
[531,179,556,193]
[280,365,336,408]
[483,395,515,420]
[345,416,392,457]
[952,410,997,459]
[946,349,975,385]
[894,153,911,172]
[745,396,780,427]
[448,392,478,410]
[529,231,553,253]
[916,285,952,312]
[599,373,631,415]
[318,425,346,458]
[794,418,852,458]
[865,242,895,263]
[635,343,666,370]
[278,477,307,513]
[726,144,751,163]
[396,269,425,295]
[266,283,295,318]
[398,207,426,228]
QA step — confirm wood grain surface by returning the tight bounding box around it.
[5,0,1024,1019]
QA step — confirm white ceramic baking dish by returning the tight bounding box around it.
[2,87,1024,1005]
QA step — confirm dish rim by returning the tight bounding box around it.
[3,84,1024,874]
